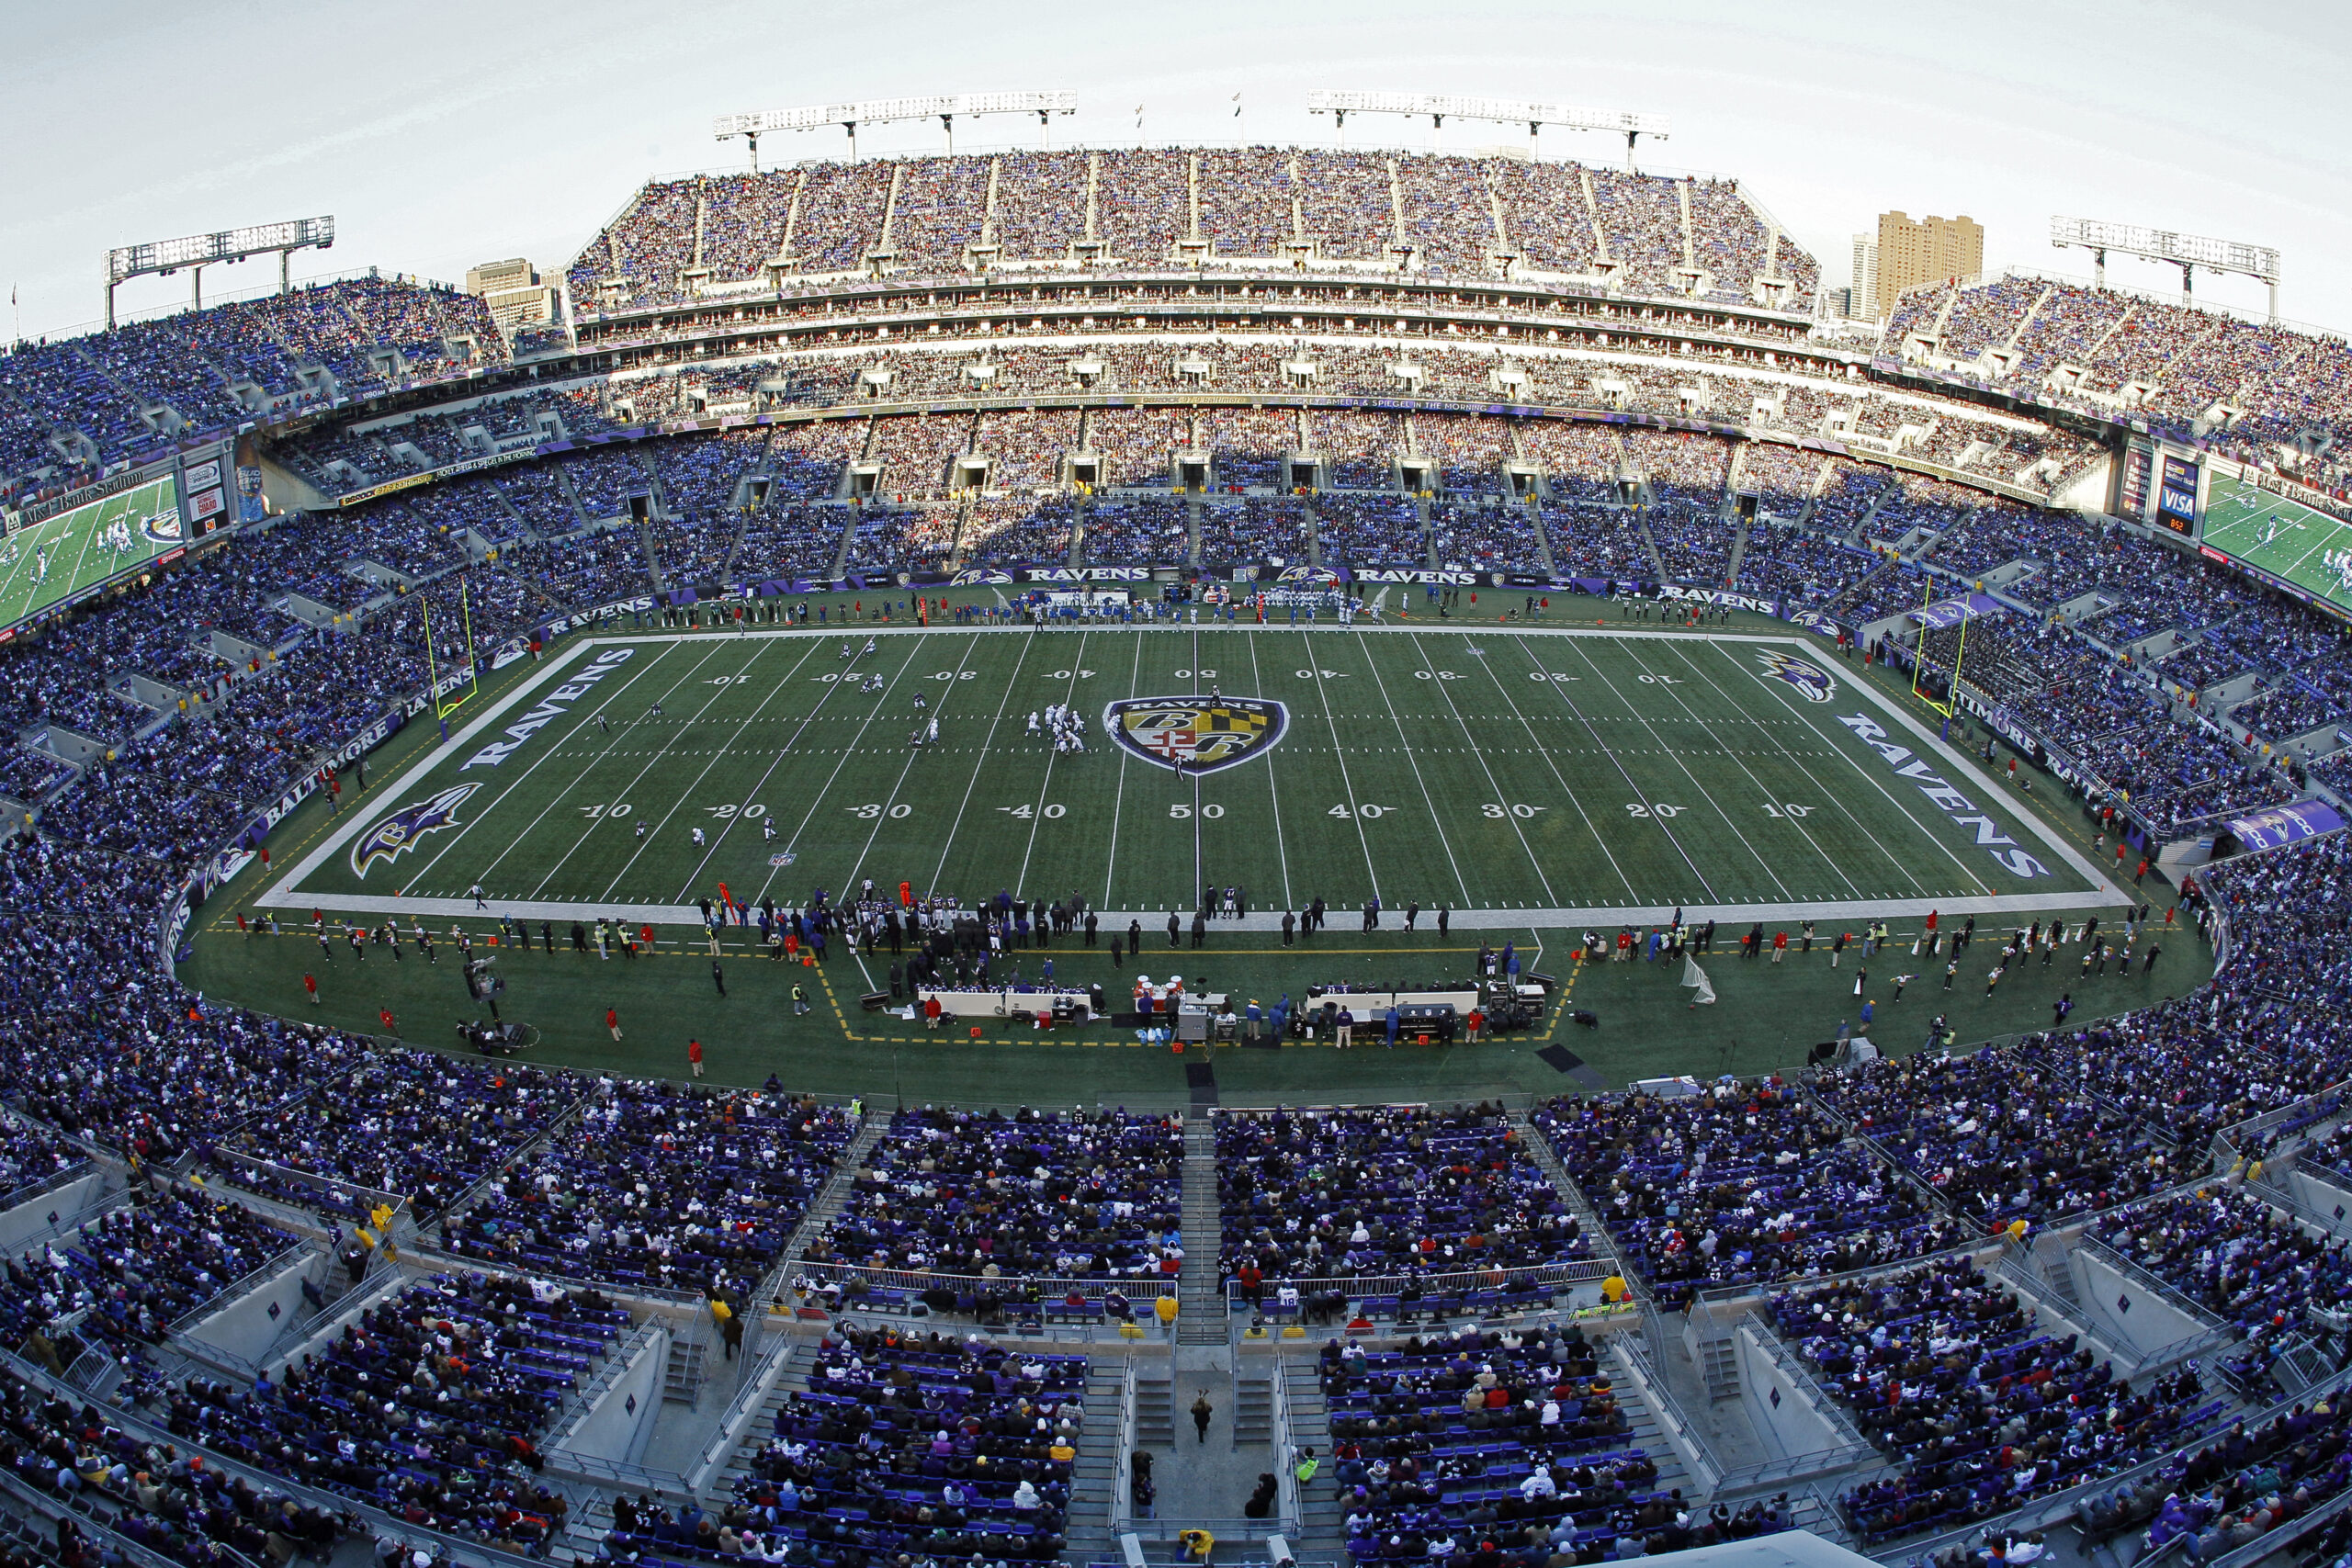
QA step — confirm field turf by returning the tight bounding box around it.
[173,605,2181,1106]
[274,624,2104,922]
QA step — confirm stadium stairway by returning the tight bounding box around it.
[1507,1108,1637,1284]
[702,1335,817,1501]
[1279,1344,1346,1556]
[1178,1111,1227,1345]
[767,1111,888,1295]
[1059,1360,1134,1563]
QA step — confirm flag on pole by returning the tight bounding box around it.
[1136,103,1144,129]
[1679,953,1716,1006]
[1232,92,1243,118]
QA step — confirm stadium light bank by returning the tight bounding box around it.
[2051,216,2280,322]
[105,216,334,329]
[1306,90,1668,170]
[714,91,1078,170]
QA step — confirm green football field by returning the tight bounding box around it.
[2199,471,2352,616]
[0,477,182,629]
[268,624,2109,926]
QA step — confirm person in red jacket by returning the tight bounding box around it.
[687,1038,704,1078]
[303,972,319,1005]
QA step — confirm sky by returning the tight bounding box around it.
[4,0,2349,343]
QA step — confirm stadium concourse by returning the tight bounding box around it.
[6,141,2352,1568]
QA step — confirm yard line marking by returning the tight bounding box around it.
[1706,639,1997,896]
[609,635,825,901]
[837,635,986,897]
[1100,632,1148,908]
[1508,633,1718,900]
[1347,630,1475,906]
[927,629,1042,891]
[1565,634,1791,898]
[1407,631,1555,906]
[1296,631,1382,902]
[1244,631,1295,912]
[1665,640,1924,897]
[1015,628,1093,891]
[749,639,929,908]
[527,639,782,898]
[1616,639,1860,899]
[399,639,706,892]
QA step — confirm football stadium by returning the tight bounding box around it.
[5,39,2352,1568]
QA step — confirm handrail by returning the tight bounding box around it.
[0,1344,583,1568]
[540,1446,695,1502]
[789,1257,1178,1305]
[1734,1318,1873,1456]
[0,1155,97,1213]
[202,1143,409,1215]
[1226,1256,1610,1313]
[1601,1327,1723,1492]
[1877,1360,2352,1565]
[2074,1234,2233,1333]
[165,1238,317,1334]
[687,1336,797,1498]
[0,1464,215,1568]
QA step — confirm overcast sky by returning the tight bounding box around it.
[5,0,2347,342]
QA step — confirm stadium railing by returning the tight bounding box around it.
[0,1344,579,1568]
[1223,1256,1613,1321]
[786,1258,1179,1314]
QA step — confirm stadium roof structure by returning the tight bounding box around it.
[714,91,1077,167]
[1308,89,1668,168]
[105,215,334,327]
[2052,215,2280,321]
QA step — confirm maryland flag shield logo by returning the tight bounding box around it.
[1755,650,1837,703]
[350,784,481,877]
[1104,695,1288,774]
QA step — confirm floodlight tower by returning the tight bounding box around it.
[2052,216,2281,321]
[105,215,335,327]
[1306,91,1668,170]
[716,91,1078,170]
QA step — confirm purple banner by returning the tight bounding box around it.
[2224,801,2346,852]
[1911,592,2005,630]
